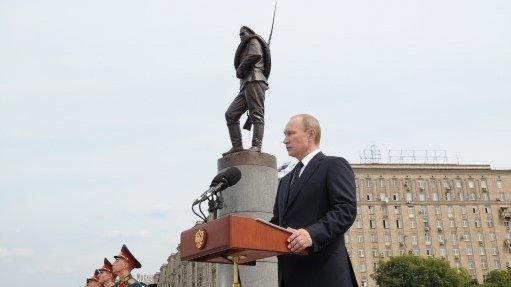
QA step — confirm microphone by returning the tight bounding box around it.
[192,167,242,205]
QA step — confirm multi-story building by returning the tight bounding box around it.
[347,163,511,286]
[156,246,216,287]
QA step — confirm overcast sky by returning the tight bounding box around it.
[1,0,510,286]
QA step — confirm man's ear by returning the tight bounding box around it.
[307,129,316,143]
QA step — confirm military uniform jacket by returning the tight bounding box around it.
[114,275,143,287]
[235,36,269,89]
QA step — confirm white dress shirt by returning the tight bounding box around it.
[298,149,322,177]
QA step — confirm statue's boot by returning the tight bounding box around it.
[222,124,244,156]
[249,123,263,153]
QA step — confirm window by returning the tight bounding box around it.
[435,207,441,215]
[472,207,477,214]
[358,249,365,257]
[443,179,451,189]
[499,192,505,201]
[381,206,388,215]
[457,193,463,201]
[372,249,379,258]
[468,260,475,269]
[392,178,398,187]
[481,261,488,270]
[477,233,483,242]
[383,219,388,229]
[379,178,385,188]
[479,247,485,255]
[370,233,377,243]
[410,221,416,229]
[365,179,372,188]
[468,180,475,189]
[439,248,446,256]
[462,220,469,227]
[436,220,442,228]
[418,179,425,189]
[475,220,481,228]
[406,192,413,201]
[396,219,402,229]
[489,233,496,241]
[393,193,399,201]
[497,180,503,189]
[366,193,373,201]
[482,193,489,201]
[487,219,494,228]
[432,193,438,201]
[357,235,364,243]
[481,180,487,189]
[394,206,401,214]
[491,246,498,255]
[368,206,374,214]
[419,193,425,201]
[430,179,437,189]
[425,235,431,245]
[451,234,458,243]
[494,260,501,269]
[445,192,451,201]
[425,248,432,256]
[360,263,366,272]
[408,207,415,218]
[356,219,362,228]
[456,179,462,188]
[370,219,376,229]
[469,193,476,201]
[361,280,368,287]
[453,248,460,256]
[411,235,418,246]
[466,247,473,255]
[463,232,470,241]
[461,206,467,214]
[449,219,455,228]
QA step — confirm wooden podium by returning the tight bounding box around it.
[180,215,301,265]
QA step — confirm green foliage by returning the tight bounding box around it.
[371,255,475,287]
[480,270,511,287]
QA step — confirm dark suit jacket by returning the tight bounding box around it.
[270,152,358,287]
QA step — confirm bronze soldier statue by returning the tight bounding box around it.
[223,26,271,156]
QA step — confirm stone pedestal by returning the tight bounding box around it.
[216,151,279,287]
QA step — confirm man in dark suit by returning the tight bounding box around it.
[270,114,358,287]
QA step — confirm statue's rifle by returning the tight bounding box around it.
[243,2,277,131]
[268,1,277,46]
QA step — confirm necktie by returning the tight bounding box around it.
[290,161,304,187]
[285,162,303,207]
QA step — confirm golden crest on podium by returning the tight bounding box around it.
[194,228,207,249]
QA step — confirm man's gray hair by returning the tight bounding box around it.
[294,114,321,145]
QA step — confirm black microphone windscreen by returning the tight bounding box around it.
[210,172,226,187]
[222,167,242,186]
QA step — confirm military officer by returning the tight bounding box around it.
[112,244,143,287]
[98,258,117,287]
[86,270,101,287]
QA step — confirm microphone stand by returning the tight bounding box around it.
[207,192,224,221]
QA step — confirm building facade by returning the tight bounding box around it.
[347,164,511,286]
[156,247,216,287]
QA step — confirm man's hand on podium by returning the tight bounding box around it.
[286,228,312,253]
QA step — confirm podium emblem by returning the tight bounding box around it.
[194,228,207,249]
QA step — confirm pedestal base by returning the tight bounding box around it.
[216,151,279,287]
